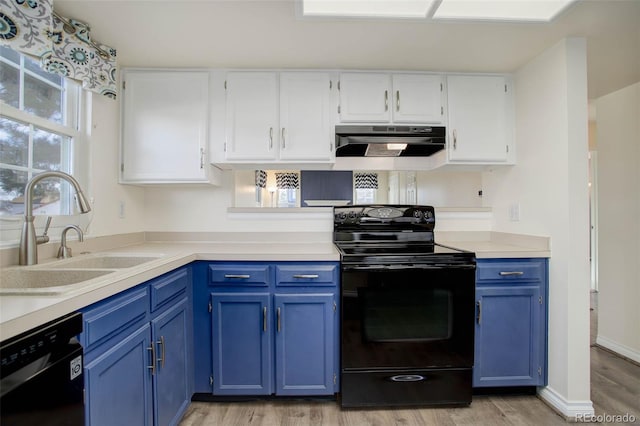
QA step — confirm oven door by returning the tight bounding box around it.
[341,262,475,371]
[340,262,475,407]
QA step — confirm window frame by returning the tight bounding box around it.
[0,49,90,244]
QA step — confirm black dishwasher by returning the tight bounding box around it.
[1,312,84,426]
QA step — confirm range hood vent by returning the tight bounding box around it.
[335,125,446,157]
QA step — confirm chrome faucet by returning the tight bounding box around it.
[19,171,91,265]
[57,225,84,259]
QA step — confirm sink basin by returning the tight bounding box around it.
[0,269,114,295]
[46,255,162,269]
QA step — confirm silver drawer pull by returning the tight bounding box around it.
[224,274,251,279]
[499,271,524,276]
[293,274,319,279]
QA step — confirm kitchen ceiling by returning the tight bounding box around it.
[53,0,640,99]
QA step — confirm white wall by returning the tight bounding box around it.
[482,38,592,416]
[416,171,483,207]
[85,94,146,237]
[595,82,640,362]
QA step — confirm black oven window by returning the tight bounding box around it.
[360,288,453,342]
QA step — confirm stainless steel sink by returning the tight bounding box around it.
[0,269,115,295]
[45,255,162,270]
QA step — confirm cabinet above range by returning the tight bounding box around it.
[209,71,337,165]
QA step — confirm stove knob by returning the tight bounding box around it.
[413,210,423,219]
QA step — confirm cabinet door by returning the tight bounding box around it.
[85,324,153,426]
[121,71,209,183]
[279,72,334,161]
[392,74,444,124]
[339,73,391,122]
[473,286,543,387]
[274,294,335,395]
[447,75,511,162]
[211,293,272,394]
[152,298,190,426]
[224,72,278,161]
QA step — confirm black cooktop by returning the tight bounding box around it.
[333,205,475,266]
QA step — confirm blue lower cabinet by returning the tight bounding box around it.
[152,298,191,426]
[473,258,548,388]
[82,267,193,426]
[206,261,339,397]
[211,293,272,395]
[85,324,153,426]
[274,294,335,395]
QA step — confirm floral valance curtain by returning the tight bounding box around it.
[0,0,117,98]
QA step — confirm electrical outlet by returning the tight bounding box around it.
[119,201,126,219]
[509,203,520,222]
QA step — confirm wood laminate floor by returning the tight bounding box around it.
[182,293,640,425]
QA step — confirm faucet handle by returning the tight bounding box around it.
[36,216,52,245]
[43,216,52,236]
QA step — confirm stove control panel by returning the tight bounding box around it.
[334,205,435,229]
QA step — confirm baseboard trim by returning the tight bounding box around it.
[538,387,594,420]
[596,336,640,364]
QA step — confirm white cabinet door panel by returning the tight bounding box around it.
[225,72,278,161]
[447,75,510,162]
[279,72,333,161]
[121,71,209,182]
[392,74,443,124]
[339,73,391,122]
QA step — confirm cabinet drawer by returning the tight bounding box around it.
[275,264,338,287]
[82,286,149,350]
[476,259,546,284]
[150,268,189,312]
[209,264,270,286]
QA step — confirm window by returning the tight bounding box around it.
[355,188,376,204]
[0,46,81,217]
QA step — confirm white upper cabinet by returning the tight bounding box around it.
[224,72,279,161]
[223,71,335,163]
[279,72,334,161]
[120,70,212,184]
[338,72,444,124]
[446,75,514,163]
[338,73,391,122]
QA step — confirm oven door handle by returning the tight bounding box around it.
[389,374,426,382]
[342,264,476,271]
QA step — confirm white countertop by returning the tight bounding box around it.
[0,241,340,341]
[0,232,549,341]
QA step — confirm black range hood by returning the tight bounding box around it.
[335,125,446,157]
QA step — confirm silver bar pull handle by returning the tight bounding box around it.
[147,344,156,375]
[269,127,273,149]
[157,336,165,369]
[476,301,482,325]
[263,306,267,332]
[293,274,319,279]
[384,90,388,111]
[277,307,281,332]
[452,129,457,150]
[281,128,286,149]
[499,271,525,276]
[224,274,251,279]
[396,90,400,111]
[199,147,205,169]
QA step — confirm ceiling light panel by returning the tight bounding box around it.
[431,0,578,22]
[301,0,437,18]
